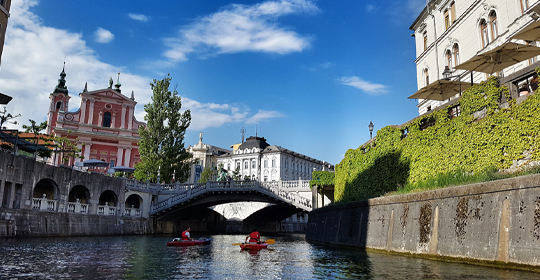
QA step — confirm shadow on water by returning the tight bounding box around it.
[307,150,411,278]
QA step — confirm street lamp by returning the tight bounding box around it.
[441,65,463,94]
[368,121,374,139]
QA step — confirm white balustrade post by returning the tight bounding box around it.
[40,194,47,211]
[75,198,81,213]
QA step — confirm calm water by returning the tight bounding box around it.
[0,234,539,279]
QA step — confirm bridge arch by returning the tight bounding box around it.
[68,185,90,204]
[33,178,58,200]
[98,190,118,206]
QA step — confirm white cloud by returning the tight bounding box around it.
[339,76,388,95]
[366,5,375,12]
[128,13,149,22]
[0,0,284,132]
[245,110,285,124]
[94,27,114,43]
[163,0,317,62]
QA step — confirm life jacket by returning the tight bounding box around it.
[249,231,260,243]
[181,230,189,240]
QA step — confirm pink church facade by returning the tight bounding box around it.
[46,69,144,169]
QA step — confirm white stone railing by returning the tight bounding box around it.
[97,203,116,215]
[150,180,312,215]
[67,200,89,214]
[124,207,141,217]
[32,195,56,211]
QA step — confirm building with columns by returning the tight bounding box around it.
[217,136,334,181]
[410,0,540,115]
[46,69,144,168]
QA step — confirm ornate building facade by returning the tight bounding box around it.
[186,133,231,183]
[46,69,144,168]
[216,136,334,181]
[411,0,540,115]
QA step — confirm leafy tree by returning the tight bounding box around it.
[198,167,214,183]
[232,167,241,180]
[22,119,49,157]
[135,74,192,183]
[49,132,83,165]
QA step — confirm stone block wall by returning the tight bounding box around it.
[306,173,540,267]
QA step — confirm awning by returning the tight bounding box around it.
[0,130,50,153]
[0,93,12,105]
[511,20,540,42]
[408,80,476,101]
[455,42,540,74]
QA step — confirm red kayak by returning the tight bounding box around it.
[240,243,268,250]
[167,238,212,246]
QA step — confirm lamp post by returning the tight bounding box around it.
[368,121,374,139]
[442,65,462,94]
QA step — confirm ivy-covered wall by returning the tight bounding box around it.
[335,75,540,202]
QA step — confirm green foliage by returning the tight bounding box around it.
[199,167,214,183]
[135,74,192,183]
[310,171,335,188]
[23,119,49,158]
[335,76,540,203]
[232,167,241,180]
[47,130,83,164]
[114,172,124,178]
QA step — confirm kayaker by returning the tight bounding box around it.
[181,226,193,241]
[245,228,260,244]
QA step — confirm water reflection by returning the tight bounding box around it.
[0,235,539,279]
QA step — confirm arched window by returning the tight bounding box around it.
[446,50,453,69]
[480,19,489,47]
[453,44,460,66]
[424,69,429,86]
[490,12,498,40]
[56,101,63,111]
[103,112,111,127]
[521,0,529,14]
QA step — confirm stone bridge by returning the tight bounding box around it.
[125,179,313,221]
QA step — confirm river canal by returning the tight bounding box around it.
[1,234,539,279]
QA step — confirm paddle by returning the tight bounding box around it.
[231,239,275,246]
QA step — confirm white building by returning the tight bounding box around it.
[217,136,334,181]
[410,0,540,115]
[186,133,231,183]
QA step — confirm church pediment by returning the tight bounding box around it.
[81,89,136,104]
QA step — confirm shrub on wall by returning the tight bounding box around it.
[335,74,539,203]
[310,171,335,190]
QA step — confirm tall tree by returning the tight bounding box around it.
[135,74,192,183]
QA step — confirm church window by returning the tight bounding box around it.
[56,101,63,111]
[103,112,112,127]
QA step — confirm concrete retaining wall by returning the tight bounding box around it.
[306,173,540,267]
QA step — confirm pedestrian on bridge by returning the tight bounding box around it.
[245,228,260,244]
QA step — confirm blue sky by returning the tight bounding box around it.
[0,0,426,165]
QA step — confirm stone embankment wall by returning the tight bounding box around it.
[306,174,540,267]
[0,209,152,237]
